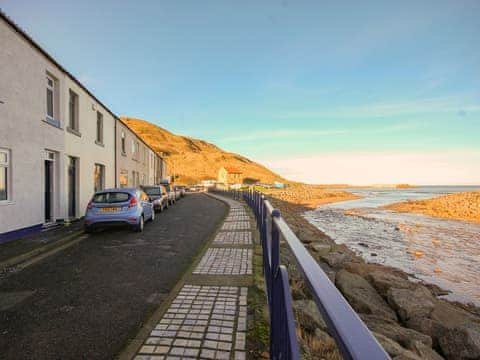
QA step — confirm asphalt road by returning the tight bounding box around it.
[0,193,228,360]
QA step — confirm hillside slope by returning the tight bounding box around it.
[121,117,284,185]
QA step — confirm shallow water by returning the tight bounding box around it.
[305,186,480,306]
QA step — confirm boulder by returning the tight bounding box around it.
[393,352,421,360]
[320,252,350,269]
[430,301,479,329]
[361,314,433,349]
[423,300,480,359]
[411,340,444,360]
[387,286,435,322]
[368,270,416,297]
[293,300,327,332]
[406,317,444,348]
[318,261,336,283]
[373,332,407,357]
[335,270,397,321]
[438,323,480,360]
[308,243,331,256]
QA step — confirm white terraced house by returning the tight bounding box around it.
[0,11,167,241]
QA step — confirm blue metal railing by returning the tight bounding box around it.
[242,189,390,360]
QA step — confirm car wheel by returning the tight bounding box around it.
[136,215,144,232]
[151,210,155,221]
[84,225,92,234]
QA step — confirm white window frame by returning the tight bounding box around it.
[45,74,60,127]
[46,75,55,119]
[96,111,103,145]
[0,149,11,202]
[68,89,79,132]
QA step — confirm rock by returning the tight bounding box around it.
[368,270,415,297]
[308,243,331,256]
[387,286,435,322]
[335,270,397,321]
[438,323,480,360]
[320,252,349,269]
[358,242,369,247]
[361,314,433,349]
[430,301,479,329]
[293,300,327,332]
[406,317,444,348]
[343,261,376,278]
[411,340,444,360]
[373,332,406,357]
[371,253,378,256]
[393,352,421,360]
[318,261,336,283]
[416,300,480,359]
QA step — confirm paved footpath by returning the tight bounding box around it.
[132,194,254,360]
[0,194,227,360]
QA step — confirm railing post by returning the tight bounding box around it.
[268,209,281,307]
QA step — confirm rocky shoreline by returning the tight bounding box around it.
[263,187,480,360]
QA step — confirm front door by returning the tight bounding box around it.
[44,159,53,222]
[68,157,77,218]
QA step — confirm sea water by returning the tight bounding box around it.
[305,186,480,306]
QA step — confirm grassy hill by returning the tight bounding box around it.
[121,117,284,185]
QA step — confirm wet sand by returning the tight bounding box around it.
[385,190,480,224]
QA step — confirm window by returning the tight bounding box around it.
[136,141,140,159]
[0,149,10,201]
[45,74,59,126]
[96,112,103,144]
[46,75,55,119]
[68,90,79,132]
[132,170,136,187]
[94,164,105,192]
[93,192,130,203]
[121,131,126,154]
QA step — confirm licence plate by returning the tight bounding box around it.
[100,207,119,213]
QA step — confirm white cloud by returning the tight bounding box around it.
[260,150,480,185]
[221,122,420,143]
[277,96,480,120]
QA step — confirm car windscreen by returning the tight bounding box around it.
[93,192,130,203]
[143,187,161,196]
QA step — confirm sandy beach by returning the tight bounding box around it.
[385,190,480,224]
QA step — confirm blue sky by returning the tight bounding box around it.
[2,0,479,184]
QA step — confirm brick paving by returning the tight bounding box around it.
[193,248,252,275]
[213,232,252,246]
[221,222,250,231]
[132,194,253,360]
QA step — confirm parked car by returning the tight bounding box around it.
[84,188,154,233]
[142,185,169,212]
[175,185,186,197]
[159,180,176,205]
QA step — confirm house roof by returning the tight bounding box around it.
[224,166,242,174]
[0,9,163,160]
